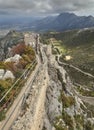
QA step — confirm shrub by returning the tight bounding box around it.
[0,84,5,93]
[24,46,35,56]
[15,71,23,78]
[0,61,6,69]
[0,79,13,100]
[0,110,6,121]
[0,79,12,90]
[85,120,94,130]
[54,116,68,130]
[4,61,16,73]
[62,111,74,130]
[18,58,27,69]
[12,43,26,55]
[62,92,75,108]
[55,124,68,130]
[22,54,31,63]
[74,114,84,129]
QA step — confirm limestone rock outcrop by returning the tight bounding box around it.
[0,69,15,80]
[5,54,22,63]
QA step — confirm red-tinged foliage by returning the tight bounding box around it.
[28,54,35,61]
[12,43,26,56]
[4,61,17,73]
[18,58,27,69]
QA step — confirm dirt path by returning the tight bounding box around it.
[57,55,94,79]
[30,58,49,130]
[56,56,94,105]
[51,38,94,79]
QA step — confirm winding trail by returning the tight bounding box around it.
[51,38,94,106]
[57,55,94,105]
[57,55,94,79]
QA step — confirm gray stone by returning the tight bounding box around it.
[3,70,15,79]
[5,54,22,63]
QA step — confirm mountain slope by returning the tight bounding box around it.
[31,12,94,31]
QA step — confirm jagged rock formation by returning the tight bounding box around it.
[0,69,15,80]
[3,70,15,79]
[5,54,22,63]
[0,30,24,60]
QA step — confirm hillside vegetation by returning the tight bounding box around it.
[41,29,94,74]
[0,31,36,121]
[41,28,94,97]
[40,29,94,130]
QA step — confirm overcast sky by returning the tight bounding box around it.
[0,0,94,17]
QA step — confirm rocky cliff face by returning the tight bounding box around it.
[0,30,24,60]
[43,46,94,130]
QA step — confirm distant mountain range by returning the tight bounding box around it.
[30,12,94,32]
[0,12,94,32]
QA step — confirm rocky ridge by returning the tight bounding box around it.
[10,44,94,130]
[10,44,48,130]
